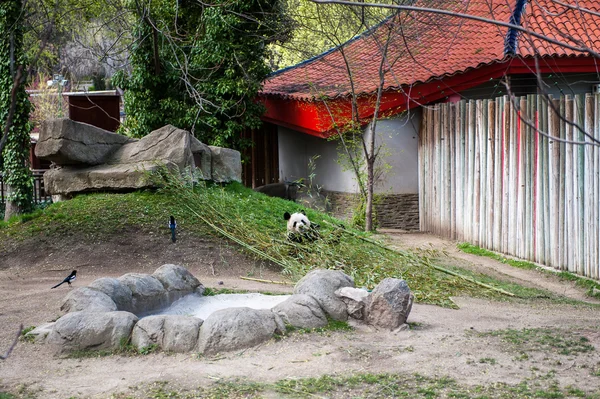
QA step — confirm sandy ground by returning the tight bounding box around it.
[1,230,599,398]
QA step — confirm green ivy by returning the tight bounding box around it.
[0,0,34,216]
[113,0,289,149]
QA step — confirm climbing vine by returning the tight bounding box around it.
[113,0,290,149]
[0,0,34,217]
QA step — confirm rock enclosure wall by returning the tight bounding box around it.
[324,191,420,231]
[29,266,414,355]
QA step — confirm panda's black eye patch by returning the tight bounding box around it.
[293,221,297,228]
[301,220,307,225]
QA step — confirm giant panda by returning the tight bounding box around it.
[284,210,320,243]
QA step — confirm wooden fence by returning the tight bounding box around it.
[0,170,52,207]
[419,93,600,280]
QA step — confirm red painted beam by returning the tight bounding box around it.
[259,56,599,137]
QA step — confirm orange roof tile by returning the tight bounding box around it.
[262,0,599,101]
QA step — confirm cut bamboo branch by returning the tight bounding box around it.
[323,220,515,297]
[429,264,515,297]
[183,204,290,269]
[239,276,294,285]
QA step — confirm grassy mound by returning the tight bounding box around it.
[0,176,555,308]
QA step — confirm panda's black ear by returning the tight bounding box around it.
[284,212,291,221]
[301,210,306,215]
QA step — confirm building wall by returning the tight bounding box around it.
[277,111,421,230]
[277,110,420,195]
[324,191,420,231]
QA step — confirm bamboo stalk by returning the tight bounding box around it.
[429,264,515,297]
[239,276,294,285]
[183,204,290,269]
[323,221,515,297]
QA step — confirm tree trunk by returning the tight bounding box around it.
[0,0,33,220]
[4,185,25,221]
[365,157,375,231]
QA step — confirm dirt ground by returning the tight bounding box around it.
[1,230,599,398]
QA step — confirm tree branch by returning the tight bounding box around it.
[0,324,23,360]
[309,0,600,58]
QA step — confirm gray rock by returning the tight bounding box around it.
[109,125,193,170]
[47,311,138,353]
[43,125,194,196]
[190,136,212,180]
[153,264,205,304]
[152,264,202,292]
[197,308,285,355]
[254,182,298,201]
[132,315,203,353]
[294,269,354,321]
[88,277,134,312]
[365,278,414,330]
[43,161,178,195]
[272,294,328,329]
[118,273,168,315]
[335,287,370,320]
[25,322,56,343]
[60,287,118,313]
[209,146,241,183]
[35,118,132,165]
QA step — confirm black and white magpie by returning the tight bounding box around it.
[51,270,77,289]
[169,216,177,243]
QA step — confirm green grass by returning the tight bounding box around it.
[433,260,557,302]
[285,319,353,336]
[458,243,600,299]
[556,271,600,299]
[19,326,36,343]
[106,374,599,399]
[478,328,596,356]
[0,174,573,308]
[3,373,600,399]
[457,243,538,270]
[66,337,154,359]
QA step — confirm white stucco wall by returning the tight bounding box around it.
[277,110,420,194]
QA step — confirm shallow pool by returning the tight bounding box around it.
[151,293,291,320]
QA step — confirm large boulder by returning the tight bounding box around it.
[132,315,203,353]
[60,287,118,313]
[294,269,354,321]
[152,264,205,303]
[35,118,132,166]
[272,294,328,329]
[197,308,285,355]
[88,278,134,312]
[24,322,56,343]
[335,287,370,320]
[108,125,193,170]
[47,311,138,353]
[190,136,212,180]
[209,146,241,183]
[152,264,203,293]
[43,162,175,196]
[365,278,414,330]
[118,273,168,315]
[43,125,194,196]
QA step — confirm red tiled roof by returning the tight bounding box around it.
[518,1,600,56]
[262,0,599,101]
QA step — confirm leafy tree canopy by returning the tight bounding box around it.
[113,0,291,148]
